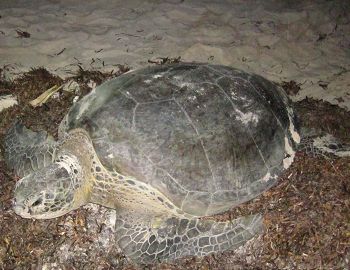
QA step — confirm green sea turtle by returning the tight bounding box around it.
[3,63,349,264]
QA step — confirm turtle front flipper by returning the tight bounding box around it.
[89,165,264,264]
[4,122,57,177]
[114,209,262,264]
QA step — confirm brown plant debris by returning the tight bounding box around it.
[281,80,301,96]
[148,56,182,65]
[294,97,350,144]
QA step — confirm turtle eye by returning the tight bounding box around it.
[32,197,43,207]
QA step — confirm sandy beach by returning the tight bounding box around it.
[1,0,349,109]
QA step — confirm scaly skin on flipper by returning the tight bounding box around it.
[86,133,263,263]
[91,169,263,263]
[4,122,57,177]
[114,208,262,264]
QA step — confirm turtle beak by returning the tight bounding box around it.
[12,193,43,219]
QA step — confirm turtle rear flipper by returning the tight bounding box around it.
[300,133,350,158]
[115,209,262,264]
[4,122,57,177]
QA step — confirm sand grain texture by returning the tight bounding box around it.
[0,0,349,109]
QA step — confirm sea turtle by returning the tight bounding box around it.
[3,63,349,264]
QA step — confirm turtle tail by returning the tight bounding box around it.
[3,122,57,177]
[114,211,263,264]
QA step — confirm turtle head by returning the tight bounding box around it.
[13,153,92,219]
